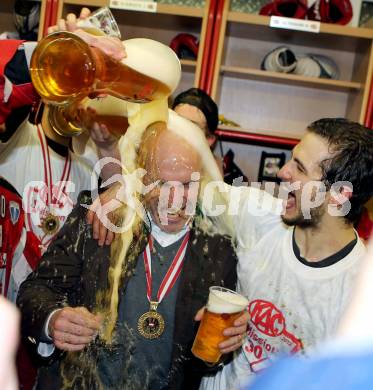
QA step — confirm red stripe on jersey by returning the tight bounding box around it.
[0,181,24,295]
[23,231,41,271]
[0,40,25,74]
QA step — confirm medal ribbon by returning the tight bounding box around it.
[26,126,72,240]
[36,124,71,211]
[143,232,190,305]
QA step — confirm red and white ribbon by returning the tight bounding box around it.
[143,232,190,304]
[36,124,71,209]
[25,126,72,241]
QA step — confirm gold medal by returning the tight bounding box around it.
[137,311,165,339]
[42,213,60,235]
[137,302,165,340]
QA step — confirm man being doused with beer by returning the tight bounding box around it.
[17,111,249,390]
[199,118,373,390]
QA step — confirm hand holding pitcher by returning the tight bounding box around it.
[47,7,126,61]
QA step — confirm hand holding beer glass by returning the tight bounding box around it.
[192,286,249,363]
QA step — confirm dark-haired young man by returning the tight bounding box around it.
[201,118,373,390]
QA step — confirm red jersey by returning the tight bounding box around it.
[0,178,40,301]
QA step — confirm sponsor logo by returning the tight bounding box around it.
[9,201,20,225]
[249,299,286,337]
[244,299,303,372]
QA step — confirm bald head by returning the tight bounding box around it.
[154,129,201,181]
[139,121,201,233]
[139,121,201,182]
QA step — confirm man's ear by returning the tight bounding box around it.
[207,134,217,149]
[329,182,353,207]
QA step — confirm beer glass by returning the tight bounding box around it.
[30,32,181,136]
[76,7,121,38]
[30,32,178,105]
[192,286,248,363]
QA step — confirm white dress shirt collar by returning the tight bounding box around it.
[148,213,190,247]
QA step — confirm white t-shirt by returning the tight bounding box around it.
[0,119,94,252]
[200,187,366,390]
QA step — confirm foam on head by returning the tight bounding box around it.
[207,289,248,314]
[167,109,222,182]
[166,109,235,238]
[121,38,181,94]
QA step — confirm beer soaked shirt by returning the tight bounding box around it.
[96,235,186,390]
[200,187,366,390]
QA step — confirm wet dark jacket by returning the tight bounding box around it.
[17,193,237,389]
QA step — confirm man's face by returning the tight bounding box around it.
[174,104,208,134]
[277,132,332,228]
[144,130,201,233]
[174,104,217,149]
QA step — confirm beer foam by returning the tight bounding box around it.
[121,38,181,94]
[167,109,222,182]
[167,110,235,238]
[207,290,248,314]
[101,99,169,343]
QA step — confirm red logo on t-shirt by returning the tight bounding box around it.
[249,299,285,337]
[244,299,303,373]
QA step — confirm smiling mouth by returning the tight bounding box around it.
[167,212,180,220]
[161,206,187,219]
[167,207,180,215]
[286,191,296,210]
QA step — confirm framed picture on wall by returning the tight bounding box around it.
[258,152,286,183]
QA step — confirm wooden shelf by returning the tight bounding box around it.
[63,0,204,17]
[220,65,363,91]
[227,12,373,39]
[216,126,299,149]
[63,0,108,6]
[154,4,204,18]
[180,59,197,68]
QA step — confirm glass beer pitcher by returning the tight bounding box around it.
[30,32,181,136]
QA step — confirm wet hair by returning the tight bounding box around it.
[172,88,218,134]
[307,118,373,223]
[137,122,165,174]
